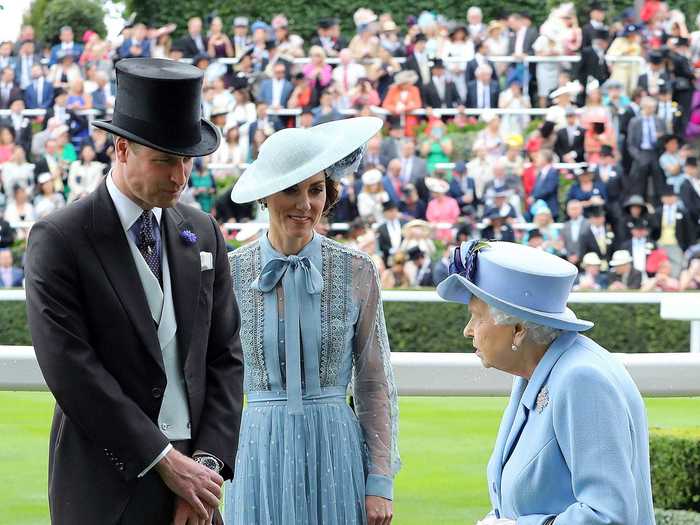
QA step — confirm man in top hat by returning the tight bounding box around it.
[0,66,21,110]
[666,37,695,133]
[656,83,684,135]
[25,58,244,525]
[554,107,586,163]
[448,160,478,214]
[679,156,700,237]
[577,28,611,101]
[406,245,435,287]
[310,18,347,57]
[578,205,615,267]
[423,58,461,108]
[582,2,609,48]
[377,200,405,267]
[637,50,671,97]
[481,206,516,242]
[607,250,643,289]
[404,33,431,85]
[619,217,656,277]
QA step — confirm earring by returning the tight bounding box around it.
[511,343,519,352]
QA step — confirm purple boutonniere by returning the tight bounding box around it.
[180,229,197,246]
[449,240,489,283]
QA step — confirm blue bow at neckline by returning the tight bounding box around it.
[251,254,323,415]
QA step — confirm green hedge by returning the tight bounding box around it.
[656,510,700,525]
[384,301,689,353]
[1,298,690,352]
[650,428,700,512]
[125,0,700,44]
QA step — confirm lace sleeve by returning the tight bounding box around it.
[351,253,401,500]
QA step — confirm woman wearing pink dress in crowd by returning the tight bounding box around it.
[425,177,460,243]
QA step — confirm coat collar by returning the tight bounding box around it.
[87,180,201,368]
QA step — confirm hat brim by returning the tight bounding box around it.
[609,258,633,267]
[437,274,594,332]
[92,118,220,157]
[231,117,383,203]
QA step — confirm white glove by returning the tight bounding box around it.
[476,516,517,525]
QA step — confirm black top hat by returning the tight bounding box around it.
[431,58,445,70]
[92,58,219,157]
[528,228,543,240]
[318,18,338,29]
[414,33,427,43]
[660,184,676,197]
[383,200,398,211]
[686,156,698,167]
[589,2,606,11]
[593,29,610,41]
[407,246,425,261]
[585,205,606,217]
[630,217,649,230]
[449,24,468,37]
[484,207,503,220]
[649,50,664,64]
[661,133,683,146]
[600,144,614,157]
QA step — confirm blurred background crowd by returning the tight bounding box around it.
[2,1,700,292]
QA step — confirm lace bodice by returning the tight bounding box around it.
[229,233,401,478]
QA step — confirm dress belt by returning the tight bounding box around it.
[247,386,348,406]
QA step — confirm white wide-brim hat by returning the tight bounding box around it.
[437,241,593,332]
[231,117,383,203]
[362,168,383,185]
[425,177,449,194]
[609,249,634,267]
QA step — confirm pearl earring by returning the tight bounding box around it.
[511,343,519,352]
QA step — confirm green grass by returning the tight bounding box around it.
[0,394,698,525]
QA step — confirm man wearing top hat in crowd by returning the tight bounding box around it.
[577,205,615,268]
[679,156,700,236]
[554,107,586,163]
[577,28,611,103]
[666,37,695,133]
[310,18,347,57]
[407,246,435,287]
[423,59,461,108]
[620,217,656,277]
[637,49,671,97]
[481,207,516,242]
[377,200,405,267]
[25,58,244,525]
[656,84,685,135]
[582,2,609,49]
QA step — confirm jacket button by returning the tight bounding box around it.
[151,387,163,398]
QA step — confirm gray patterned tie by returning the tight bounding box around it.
[137,210,161,284]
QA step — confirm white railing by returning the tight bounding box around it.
[3,290,699,352]
[0,346,697,396]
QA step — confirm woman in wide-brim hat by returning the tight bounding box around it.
[226,116,400,525]
[440,241,655,525]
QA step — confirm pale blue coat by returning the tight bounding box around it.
[486,331,655,525]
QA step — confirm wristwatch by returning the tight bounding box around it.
[194,454,223,473]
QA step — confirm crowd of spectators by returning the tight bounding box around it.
[2,2,700,291]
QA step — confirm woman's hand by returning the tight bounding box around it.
[366,495,392,525]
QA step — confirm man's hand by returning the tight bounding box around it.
[366,495,392,525]
[173,497,224,525]
[156,449,223,520]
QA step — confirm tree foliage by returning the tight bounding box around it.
[35,0,106,46]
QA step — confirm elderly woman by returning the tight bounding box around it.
[227,117,400,525]
[438,240,655,525]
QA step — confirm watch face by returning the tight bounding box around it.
[198,456,219,471]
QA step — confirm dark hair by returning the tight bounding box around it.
[323,175,339,216]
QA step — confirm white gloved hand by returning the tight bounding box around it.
[476,517,517,525]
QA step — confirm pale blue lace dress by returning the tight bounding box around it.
[224,233,400,524]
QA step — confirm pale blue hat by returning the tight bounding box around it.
[437,241,593,331]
